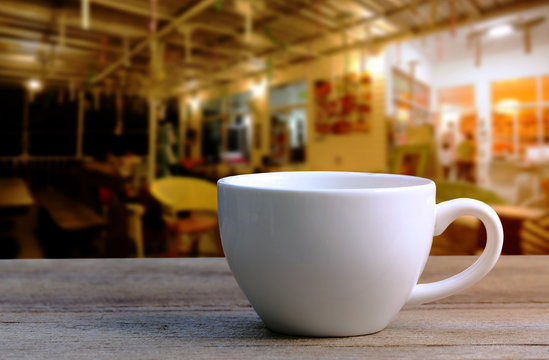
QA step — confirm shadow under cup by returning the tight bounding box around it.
[217,171,437,337]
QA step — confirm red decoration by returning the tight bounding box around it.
[149,0,158,33]
[396,42,401,67]
[98,36,108,66]
[436,35,443,60]
[450,0,457,37]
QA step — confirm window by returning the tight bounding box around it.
[226,92,252,165]
[269,80,307,165]
[0,85,24,156]
[0,87,148,159]
[122,95,149,155]
[29,90,77,156]
[201,98,224,164]
[491,76,547,159]
[543,76,549,146]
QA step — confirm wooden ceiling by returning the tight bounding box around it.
[0,0,547,92]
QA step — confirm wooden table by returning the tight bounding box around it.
[1,256,548,358]
[0,178,34,258]
[0,178,34,209]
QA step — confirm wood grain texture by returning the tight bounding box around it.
[1,256,548,359]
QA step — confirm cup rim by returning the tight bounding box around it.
[217,171,434,193]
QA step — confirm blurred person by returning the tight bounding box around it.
[456,132,476,182]
[438,123,456,180]
[157,102,181,177]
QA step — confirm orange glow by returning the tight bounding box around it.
[492,77,537,105]
[438,85,475,108]
[543,76,549,101]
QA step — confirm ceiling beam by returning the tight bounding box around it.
[90,0,173,21]
[337,0,549,54]
[92,0,216,84]
[352,0,385,13]
[461,0,482,18]
[182,0,549,92]
[0,0,148,38]
[0,67,84,82]
[0,26,123,55]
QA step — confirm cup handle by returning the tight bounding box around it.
[406,198,504,306]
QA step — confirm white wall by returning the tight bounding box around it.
[384,41,434,117]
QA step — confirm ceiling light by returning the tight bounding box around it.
[189,94,200,110]
[26,78,42,91]
[488,24,513,38]
[251,77,266,97]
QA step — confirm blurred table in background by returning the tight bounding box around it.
[0,178,34,210]
[492,205,545,254]
[0,178,34,258]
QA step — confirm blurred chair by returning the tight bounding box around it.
[126,203,145,257]
[519,178,549,254]
[432,180,508,255]
[150,176,221,257]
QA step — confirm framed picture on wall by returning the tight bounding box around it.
[313,72,372,135]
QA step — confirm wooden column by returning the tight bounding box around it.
[76,90,85,158]
[178,95,186,159]
[22,90,30,157]
[147,96,158,183]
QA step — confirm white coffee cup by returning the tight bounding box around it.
[217,171,503,337]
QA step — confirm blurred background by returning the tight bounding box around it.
[1,0,549,259]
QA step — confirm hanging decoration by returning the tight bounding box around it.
[364,22,373,55]
[123,37,131,67]
[57,88,65,105]
[86,63,95,90]
[212,45,219,70]
[466,30,483,67]
[266,56,273,83]
[149,38,166,83]
[264,26,287,50]
[430,0,437,27]
[303,0,321,74]
[304,41,313,76]
[98,35,108,67]
[69,79,76,102]
[396,41,401,67]
[183,28,192,63]
[81,0,90,30]
[436,35,443,61]
[516,17,545,54]
[214,0,223,11]
[449,0,457,37]
[342,27,350,75]
[235,0,253,41]
[149,37,158,74]
[58,11,67,47]
[149,0,158,33]
[92,86,101,111]
[474,36,482,67]
[114,91,123,136]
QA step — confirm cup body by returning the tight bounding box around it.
[218,171,436,336]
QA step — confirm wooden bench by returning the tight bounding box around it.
[35,190,106,231]
[35,189,106,258]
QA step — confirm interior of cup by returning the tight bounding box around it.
[218,171,433,191]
